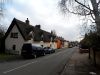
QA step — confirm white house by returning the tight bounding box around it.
[64,41,69,48]
[5,18,57,55]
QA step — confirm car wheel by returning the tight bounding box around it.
[34,54,37,58]
[43,52,46,56]
[49,51,51,54]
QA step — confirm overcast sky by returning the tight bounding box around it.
[2,0,82,41]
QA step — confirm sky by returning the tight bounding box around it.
[1,0,82,41]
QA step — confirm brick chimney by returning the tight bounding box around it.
[25,18,29,25]
[35,25,41,29]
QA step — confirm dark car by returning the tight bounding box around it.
[44,47,55,54]
[79,44,89,53]
[21,43,45,58]
[35,46,46,56]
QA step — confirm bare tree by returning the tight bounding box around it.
[0,0,6,18]
[0,25,5,53]
[0,24,5,37]
[0,0,11,38]
[59,0,100,35]
[0,0,11,19]
[0,0,11,52]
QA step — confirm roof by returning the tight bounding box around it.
[5,18,55,42]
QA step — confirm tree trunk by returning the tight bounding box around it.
[90,0,100,35]
[89,48,91,59]
[95,19,100,35]
[93,49,96,66]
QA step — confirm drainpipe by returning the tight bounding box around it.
[50,37,53,48]
[93,49,96,66]
[40,34,44,48]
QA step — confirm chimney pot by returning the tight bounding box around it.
[26,18,29,25]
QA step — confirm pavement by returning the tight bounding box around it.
[61,47,100,75]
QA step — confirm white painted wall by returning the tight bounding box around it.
[49,42,57,49]
[64,41,69,48]
[30,41,57,49]
[5,25,25,54]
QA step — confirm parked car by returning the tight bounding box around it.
[21,43,45,58]
[44,47,55,54]
[79,44,89,53]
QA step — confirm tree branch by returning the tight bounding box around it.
[64,7,85,15]
[90,13,95,20]
[97,0,100,5]
[88,5,95,20]
[75,0,92,11]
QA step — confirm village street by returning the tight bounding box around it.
[1,0,100,75]
[0,47,75,75]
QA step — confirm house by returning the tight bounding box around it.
[54,37,65,49]
[4,18,57,55]
[64,40,69,48]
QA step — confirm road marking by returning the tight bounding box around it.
[3,61,37,74]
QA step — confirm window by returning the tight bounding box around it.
[12,45,16,50]
[41,45,43,48]
[10,33,18,38]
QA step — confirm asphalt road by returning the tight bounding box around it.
[0,47,76,75]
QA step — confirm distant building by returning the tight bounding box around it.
[64,40,69,48]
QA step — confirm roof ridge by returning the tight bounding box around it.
[13,18,52,34]
[13,18,35,28]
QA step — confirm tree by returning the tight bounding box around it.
[0,0,6,19]
[0,25,5,38]
[0,0,11,19]
[59,0,100,35]
[0,25,5,53]
[0,0,11,53]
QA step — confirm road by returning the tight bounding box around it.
[0,47,76,75]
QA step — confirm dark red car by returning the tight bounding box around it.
[79,44,89,53]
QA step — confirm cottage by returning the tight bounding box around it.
[5,18,56,55]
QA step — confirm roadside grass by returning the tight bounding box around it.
[0,53,14,60]
[0,53,21,61]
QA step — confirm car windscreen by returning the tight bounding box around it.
[22,44,32,51]
[37,47,43,50]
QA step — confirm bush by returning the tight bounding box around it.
[80,32,100,50]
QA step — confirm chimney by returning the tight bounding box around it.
[25,18,29,25]
[35,25,41,29]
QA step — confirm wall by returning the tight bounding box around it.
[64,41,69,48]
[56,40,62,49]
[30,41,57,49]
[5,25,25,55]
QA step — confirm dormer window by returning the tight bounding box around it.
[10,32,18,38]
